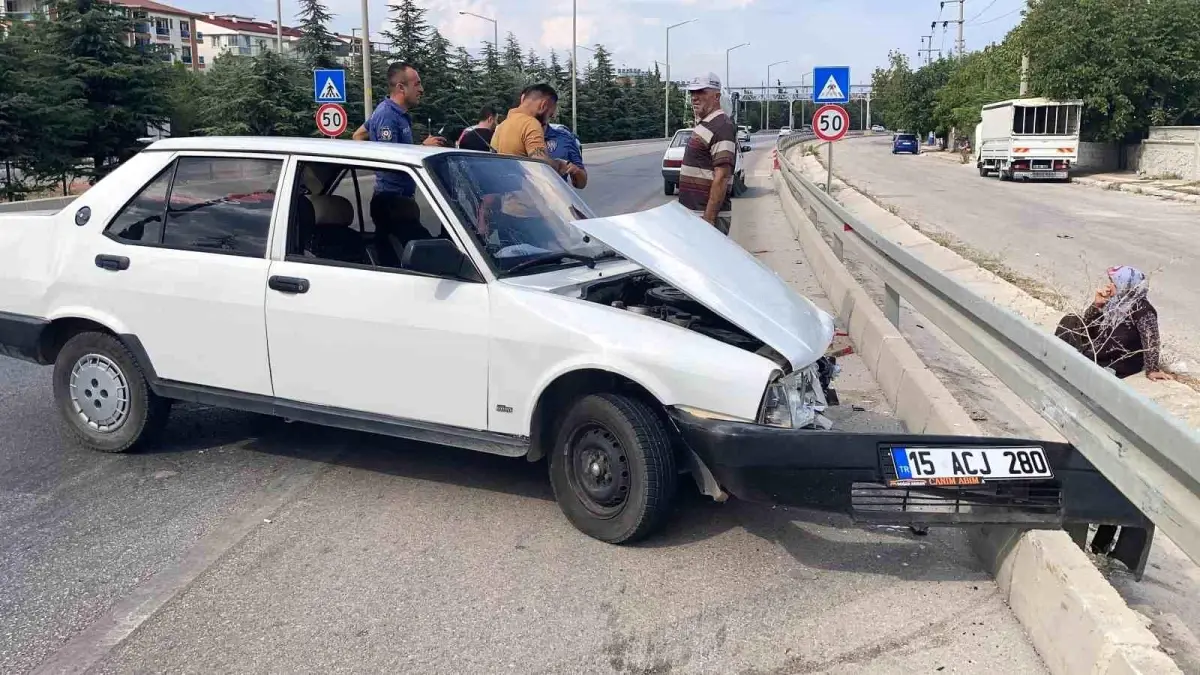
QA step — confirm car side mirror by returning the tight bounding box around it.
[401,238,474,279]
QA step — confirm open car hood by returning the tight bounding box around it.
[574,201,835,370]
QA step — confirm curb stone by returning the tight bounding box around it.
[773,156,1182,675]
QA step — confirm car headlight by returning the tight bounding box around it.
[757,364,831,430]
[758,376,793,428]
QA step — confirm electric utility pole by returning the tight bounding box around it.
[918,34,939,65]
[939,0,965,58]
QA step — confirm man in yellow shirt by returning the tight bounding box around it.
[491,84,579,180]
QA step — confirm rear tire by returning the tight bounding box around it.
[978,165,989,177]
[663,180,675,196]
[52,331,170,453]
[549,393,677,544]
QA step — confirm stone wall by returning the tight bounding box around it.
[1138,126,1200,179]
[1076,142,1120,172]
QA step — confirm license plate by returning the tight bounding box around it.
[1032,171,1066,178]
[887,446,1053,486]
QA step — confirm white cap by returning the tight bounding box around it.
[685,72,722,92]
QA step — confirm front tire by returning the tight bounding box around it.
[663,179,675,196]
[549,393,677,544]
[52,331,170,453]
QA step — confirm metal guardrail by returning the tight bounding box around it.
[775,133,1200,566]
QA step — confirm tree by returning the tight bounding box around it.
[1018,0,1200,141]
[49,0,172,180]
[933,42,1021,136]
[294,0,339,71]
[382,0,429,73]
[502,32,522,73]
[0,14,88,197]
[196,52,311,136]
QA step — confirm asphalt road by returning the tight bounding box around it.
[1,136,1046,674]
[829,136,1200,367]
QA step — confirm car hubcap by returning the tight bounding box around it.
[567,424,630,518]
[69,354,130,432]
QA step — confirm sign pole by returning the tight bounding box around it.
[826,142,833,194]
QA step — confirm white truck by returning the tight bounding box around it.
[974,97,1083,181]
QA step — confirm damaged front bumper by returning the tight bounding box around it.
[668,407,1148,529]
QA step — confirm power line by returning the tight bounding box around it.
[970,6,1023,25]
[967,0,1001,23]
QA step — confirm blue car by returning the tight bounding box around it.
[892,133,919,154]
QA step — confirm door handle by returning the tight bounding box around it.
[95,254,130,271]
[268,275,310,294]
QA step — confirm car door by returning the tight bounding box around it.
[263,157,490,431]
[72,152,284,396]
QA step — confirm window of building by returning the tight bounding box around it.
[179,19,189,37]
[154,17,170,36]
[181,46,192,63]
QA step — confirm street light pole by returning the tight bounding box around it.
[572,0,577,133]
[724,42,748,101]
[275,0,282,54]
[360,0,371,118]
[765,60,787,131]
[458,11,498,51]
[665,19,696,138]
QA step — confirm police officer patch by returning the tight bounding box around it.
[380,126,393,141]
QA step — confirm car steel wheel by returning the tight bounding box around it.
[69,353,130,432]
[566,423,630,519]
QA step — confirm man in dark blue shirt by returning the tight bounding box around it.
[544,123,587,189]
[351,62,446,265]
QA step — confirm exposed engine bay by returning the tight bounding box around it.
[580,273,841,423]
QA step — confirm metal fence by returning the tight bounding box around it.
[775,133,1200,566]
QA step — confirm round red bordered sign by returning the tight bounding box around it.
[315,103,348,137]
[812,104,849,142]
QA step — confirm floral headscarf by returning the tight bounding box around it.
[1100,265,1149,330]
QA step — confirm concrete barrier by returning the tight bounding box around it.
[0,195,75,214]
[774,158,1181,675]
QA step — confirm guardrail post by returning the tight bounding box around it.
[884,284,900,327]
[832,232,844,261]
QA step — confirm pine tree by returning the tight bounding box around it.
[294,0,339,71]
[49,0,172,179]
[197,52,311,136]
[524,48,546,85]
[502,32,522,73]
[0,15,88,197]
[381,0,429,73]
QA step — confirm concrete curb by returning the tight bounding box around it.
[773,163,1181,675]
[1070,176,1200,204]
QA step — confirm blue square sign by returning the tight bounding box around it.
[812,66,851,104]
[314,69,346,103]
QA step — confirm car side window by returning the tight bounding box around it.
[162,157,282,257]
[103,166,172,244]
[287,160,450,272]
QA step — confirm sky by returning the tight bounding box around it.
[192,0,1028,87]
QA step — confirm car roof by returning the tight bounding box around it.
[145,136,454,165]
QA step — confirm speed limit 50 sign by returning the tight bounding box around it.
[316,103,348,137]
[812,104,849,142]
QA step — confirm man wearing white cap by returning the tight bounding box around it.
[678,72,737,235]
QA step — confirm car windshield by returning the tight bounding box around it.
[670,131,693,148]
[423,152,615,276]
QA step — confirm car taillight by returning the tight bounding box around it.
[663,159,682,168]
[1014,160,1029,170]
[1054,160,1068,170]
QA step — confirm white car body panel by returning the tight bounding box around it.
[264,260,491,429]
[574,202,835,371]
[487,280,777,434]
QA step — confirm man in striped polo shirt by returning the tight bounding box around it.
[678,72,737,235]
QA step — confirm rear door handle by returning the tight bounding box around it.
[268,275,310,294]
[95,254,130,271]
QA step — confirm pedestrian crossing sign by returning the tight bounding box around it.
[812,66,851,104]
[313,69,347,103]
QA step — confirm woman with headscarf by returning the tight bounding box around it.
[1054,265,1173,381]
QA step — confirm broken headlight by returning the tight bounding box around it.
[757,362,834,430]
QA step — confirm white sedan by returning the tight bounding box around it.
[0,136,1119,543]
[777,127,794,137]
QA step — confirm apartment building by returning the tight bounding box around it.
[0,0,42,21]
[117,0,202,71]
[195,13,300,65]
